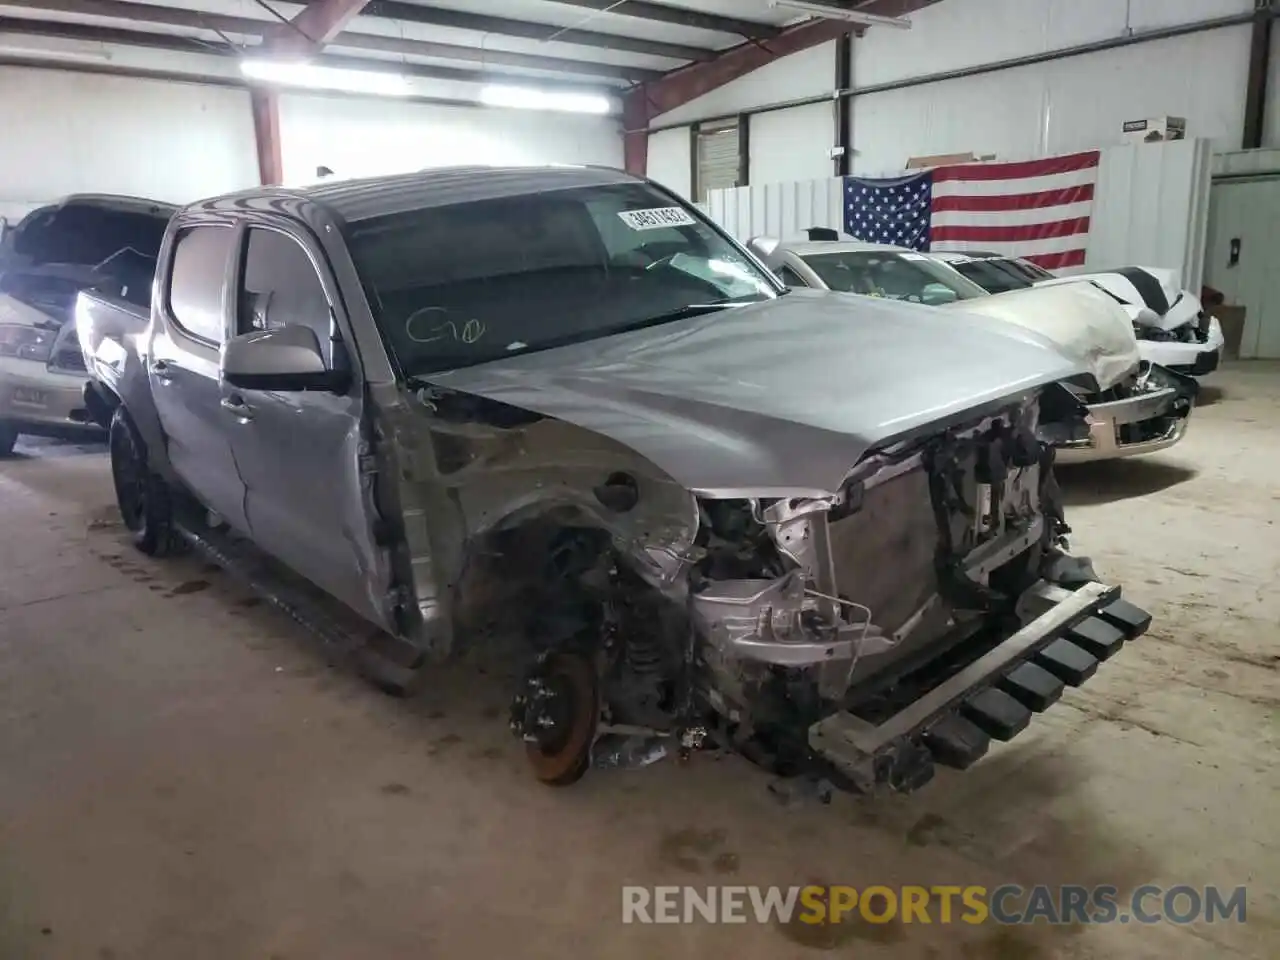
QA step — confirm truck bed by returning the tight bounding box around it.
[74,290,152,429]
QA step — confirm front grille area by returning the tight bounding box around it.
[827,466,940,639]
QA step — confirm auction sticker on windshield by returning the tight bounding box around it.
[618,207,697,230]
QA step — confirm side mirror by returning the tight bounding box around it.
[746,236,782,270]
[222,324,350,393]
[921,283,960,306]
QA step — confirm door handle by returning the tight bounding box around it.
[220,396,255,421]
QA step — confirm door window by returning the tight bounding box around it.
[167,225,235,343]
[237,228,332,363]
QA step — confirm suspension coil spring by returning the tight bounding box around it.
[624,631,664,675]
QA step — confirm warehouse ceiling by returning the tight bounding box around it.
[0,0,940,104]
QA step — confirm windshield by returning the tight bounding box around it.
[1010,258,1054,281]
[347,182,780,376]
[951,259,1037,294]
[800,251,988,303]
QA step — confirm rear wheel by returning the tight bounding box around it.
[109,408,178,556]
[0,422,18,457]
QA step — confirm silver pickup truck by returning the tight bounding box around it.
[76,166,1150,793]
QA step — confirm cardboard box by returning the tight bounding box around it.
[1122,116,1186,144]
[905,151,996,170]
[1213,304,1246,359]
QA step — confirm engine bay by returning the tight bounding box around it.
[508,396,1087,791]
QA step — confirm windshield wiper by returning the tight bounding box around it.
[619,299,745,330]
[618,293,775,331]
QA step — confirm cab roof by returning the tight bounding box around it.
[187,165,642,225]
[780,239,908,256]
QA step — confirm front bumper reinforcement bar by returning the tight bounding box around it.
[809,580,1149,790]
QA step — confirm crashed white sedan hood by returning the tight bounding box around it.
[0,292,62,329]
[943,283,1141,391]
[1037,266,1200,332]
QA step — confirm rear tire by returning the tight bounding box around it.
[109,407,178,556]
[0,422,18,457]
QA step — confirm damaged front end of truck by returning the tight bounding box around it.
[375,301,1152,795]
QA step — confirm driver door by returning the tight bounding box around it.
[221,223,377,621]
[149,222,248,532]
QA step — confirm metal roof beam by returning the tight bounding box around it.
[0,0,655,80]
[276,0,371,51]
[324,0,713,61]
[545,0,781,39]
[327,30,656,80]
[0,14,227,54]
[0,14,627,91]
[0,0,262,36]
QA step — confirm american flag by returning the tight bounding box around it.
[843,150,1101,270]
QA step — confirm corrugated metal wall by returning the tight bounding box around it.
[277,93,623,187]
[849,27,1250,175]
[705,178,844,245]
[853,0,1254,87]
[648,128,693,200]
[749,103,836,186]
[1088,139,1214,293]
[0,67,257,220]
[847,0,1256,174]
[649,0,1273,203]
[705,139,1213,289]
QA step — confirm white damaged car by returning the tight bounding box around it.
[752,238,1196,464]
[934,254,1225,378]
[0,194,173,455]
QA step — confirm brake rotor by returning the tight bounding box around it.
[520,652,599,786]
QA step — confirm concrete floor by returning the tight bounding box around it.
[0,365,1277,960]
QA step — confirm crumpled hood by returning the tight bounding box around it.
[943,283,1141,391]
[1147,286,1203,332]
[1125,267,1181,307]
[422,289,1085,497]
[0,261,101,285]
[0,291,63,330]
[1036,266,1200,332]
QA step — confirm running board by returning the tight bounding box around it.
[810,581,1147,790]
[174,522,426,695]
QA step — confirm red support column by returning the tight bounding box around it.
[250,88,284,186]
[622,87,651,177]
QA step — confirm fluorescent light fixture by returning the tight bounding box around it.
[240,59,410,96]
[0,43,113,62]
[479,85,612,114]
[770,0,913,28]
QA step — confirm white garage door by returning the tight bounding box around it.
[1206,178,1280,359]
